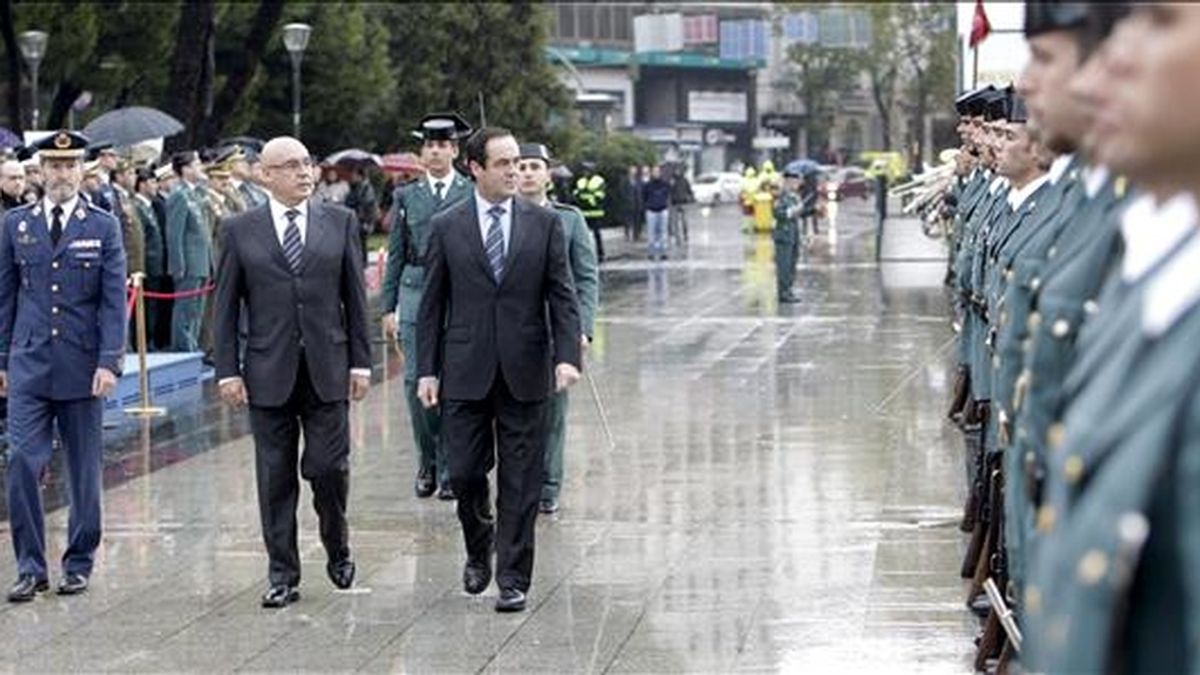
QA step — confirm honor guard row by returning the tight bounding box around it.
[941,2,1200,672]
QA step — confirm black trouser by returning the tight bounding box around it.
[443,373,547,593]
[144,275,172,350]
[248,357,351,587]
[587,218,606,261]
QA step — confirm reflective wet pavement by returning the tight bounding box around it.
[0,201,972,673]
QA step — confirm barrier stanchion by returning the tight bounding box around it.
[124,272,167,417]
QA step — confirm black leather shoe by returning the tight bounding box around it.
[261,585,300,608]
[778,294,801,303]
[415,468,436,498]
[495,588,526,613]
[463,561,491,595]
[437,483,456,501]
[539,497,559,514]
[326,559,355,590]
[56,573,89,596]
[7,575,48,603]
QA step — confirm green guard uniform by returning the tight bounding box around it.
[542,201,599,508]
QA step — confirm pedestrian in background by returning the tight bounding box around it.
[641,164,671,261]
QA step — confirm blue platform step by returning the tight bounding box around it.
[103,352,205,422]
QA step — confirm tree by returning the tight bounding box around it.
[163,0,215,151]
[241,2,395,157]
[857,4,903,152]
[786,41,860,156]
[376,3,572,154]
[896,3,956,166]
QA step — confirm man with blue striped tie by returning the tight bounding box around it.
[416,127,581,613]
[213,136,372,608]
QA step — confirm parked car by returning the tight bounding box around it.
[820,166,874,201]
[692,172,743,205]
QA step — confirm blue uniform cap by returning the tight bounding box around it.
[34,130,91,160]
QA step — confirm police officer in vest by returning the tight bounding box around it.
[573,165,607,263]
[0,131,127,602]
[515,142,600,514]
[381,112,473,499]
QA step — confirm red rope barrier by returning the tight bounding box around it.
[141,283,215,300]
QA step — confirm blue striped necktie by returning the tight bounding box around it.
[485,204,506,281]
[283,208,303,273]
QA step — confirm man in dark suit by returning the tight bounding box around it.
[417,127,581,613]
[213,136,371,608]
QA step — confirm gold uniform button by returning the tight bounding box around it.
[51,261,60,269]
[1084,300,1099,316]
[50,328,59,337]
[1077,550,1109,585]
[1005,269,1014,281]
[51,283,60,293]
[1028,312,1042,330]
[1031,277,1042,292]
[1052,319,1070,338]
[1037,505,1057,532]
[51,306,59,315]
[1064,455,1084,484]
[1047,423,1065,450]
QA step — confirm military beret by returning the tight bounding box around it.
[412,112,472,142]
[34,130,90,160]
[1024,1,1090,38]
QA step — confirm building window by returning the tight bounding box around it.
[576,4,596,41]
[614,5,632,41]
[782,12,817,46]
[816,8,870,48]
[684,15,718,45]
[557,4,576,40]
[598,5,613,41]
[720,19,767,61]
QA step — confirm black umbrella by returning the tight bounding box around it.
[82,106,184,147]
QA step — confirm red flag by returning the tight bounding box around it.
[969,0,992,48]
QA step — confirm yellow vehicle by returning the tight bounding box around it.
[860,151,908,183]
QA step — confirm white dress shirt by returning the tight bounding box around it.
[42,194,81,234]
[268,197,308,246]
[1008,174,1049,212]
[427,171,456,199]
[475,191,513,256]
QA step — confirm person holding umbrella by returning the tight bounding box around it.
[381,112,473,500]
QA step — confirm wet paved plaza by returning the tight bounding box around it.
[0,201,973,673]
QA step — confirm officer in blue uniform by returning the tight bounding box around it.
[381,112,474,499]
[0,130,126,602]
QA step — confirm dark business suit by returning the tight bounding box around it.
[213,200,370,587]
[417,195,580,592]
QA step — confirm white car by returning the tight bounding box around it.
[691,172,743,205]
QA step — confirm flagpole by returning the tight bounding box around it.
[973,44,979,89]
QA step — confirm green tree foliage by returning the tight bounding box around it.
[0,1,572,159]
[375,2,572,155]
[785,41,860,155]
[896,2,956,163]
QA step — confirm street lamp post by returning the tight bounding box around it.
[282,23,312,139]
[18,30,49,130]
